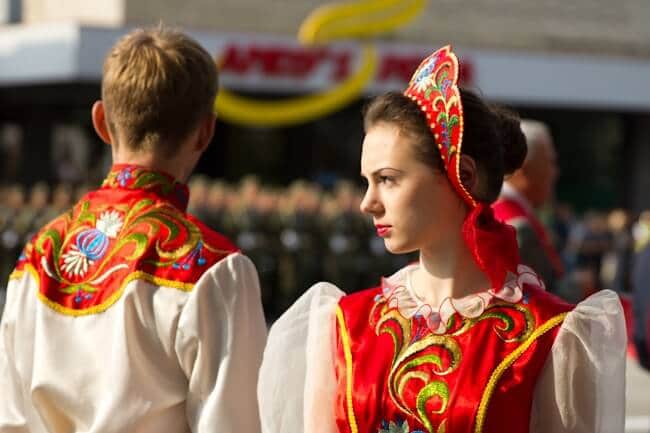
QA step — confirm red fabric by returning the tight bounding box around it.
[14,164,237,314]
[463,204,520,290]
[403,46,473,208]
[618,294,637,359]
[493,198,565,278]
[335,284,574,433]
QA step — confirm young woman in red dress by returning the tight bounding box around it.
[258,46,626,433]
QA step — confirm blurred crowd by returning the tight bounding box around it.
[551,205,642,301]
[1,176,650,328]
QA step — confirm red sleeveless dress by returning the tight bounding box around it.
[333,273,574,433]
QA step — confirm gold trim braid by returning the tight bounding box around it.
[474,312,568,433]
[336,305,359,433]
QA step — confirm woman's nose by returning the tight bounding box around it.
[360,187,380,215]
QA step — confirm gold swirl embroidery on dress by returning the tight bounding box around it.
[370,297,536,433]
[370,299,458,432]
[450,302,535,343]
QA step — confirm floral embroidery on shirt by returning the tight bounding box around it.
[60,210,124,279]
[14,165,235,316]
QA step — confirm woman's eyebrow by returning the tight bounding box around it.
[371,168,405,176]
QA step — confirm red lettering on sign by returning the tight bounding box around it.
[377,54,422,83]
[220,44,345,79]
[220,44,474,85]
[377,53,474,85]
[329,51,351,81]
[220,45,251,74]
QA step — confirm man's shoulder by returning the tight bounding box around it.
[127,204,239,279]
[185,213,238,259]
[15,205,72,268]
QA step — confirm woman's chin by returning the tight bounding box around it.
[384,238,416,255]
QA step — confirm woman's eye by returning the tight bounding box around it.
[379,176,395,185]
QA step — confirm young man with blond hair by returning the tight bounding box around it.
[0,26,266,433]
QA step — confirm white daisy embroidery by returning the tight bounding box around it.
[60,210,123,278]
[61,245,93,278]
[96,210,123,238]
[413,75,433,93]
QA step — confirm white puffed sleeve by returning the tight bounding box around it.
[258,282,345,433]
[529,290,626,433]
[175,253,268,433]
[0,277,29,432]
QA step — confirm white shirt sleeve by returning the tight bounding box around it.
[174,253,268,433]
[529,290,627,433]
[0,279,29,432]
[258,282,344,433]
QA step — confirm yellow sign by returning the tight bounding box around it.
[214,0,427,127]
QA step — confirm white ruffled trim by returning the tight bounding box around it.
[380,264,544,334]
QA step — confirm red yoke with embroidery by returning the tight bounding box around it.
[12,164,237,316]
[334,282,574,433]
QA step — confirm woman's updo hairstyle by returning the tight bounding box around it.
[363,89,527,203]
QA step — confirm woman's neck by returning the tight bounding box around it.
[410,234,490,310]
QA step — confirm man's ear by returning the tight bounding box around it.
[458,154,480,198]
[91,101,113,145]
[195,113,216,153]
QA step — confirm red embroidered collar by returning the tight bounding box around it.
[11,164,235,316]
[102,164,190,211]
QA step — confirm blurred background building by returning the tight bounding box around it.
[1,0,650,211]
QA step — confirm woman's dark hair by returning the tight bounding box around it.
[362,89,527,203]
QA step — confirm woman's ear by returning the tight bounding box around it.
[458,154,480,198]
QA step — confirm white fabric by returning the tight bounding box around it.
[0,252,267,433]
[258,275,626,433]
[529,289,626,433]
[258,282,343,433]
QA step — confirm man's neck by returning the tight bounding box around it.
[112,151,190,183]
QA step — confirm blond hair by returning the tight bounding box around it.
[101,25,218,157]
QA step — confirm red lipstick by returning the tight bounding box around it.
[375,225,392,237]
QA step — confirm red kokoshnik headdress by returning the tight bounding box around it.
[404,45,520,290]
